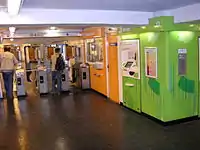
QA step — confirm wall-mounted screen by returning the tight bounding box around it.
[178,49,187,76]
[124,62,133,68]
[145,47,158,78]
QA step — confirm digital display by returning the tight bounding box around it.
[178,53,187,75]
[40,76,44,83]
[62,74,66,81]
[17,78,21,85]
[83,72,87,80]
[124,62,133,68]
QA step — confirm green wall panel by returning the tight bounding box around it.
[162,31,198,121]
[140,32,167,120]
[123,77,141,112]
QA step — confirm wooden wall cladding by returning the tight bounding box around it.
[66,46,73,58]
[47,47,54,59]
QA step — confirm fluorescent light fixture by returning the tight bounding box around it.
[154,25,160,28]
[93,36,101,38]
[50,26,56,30]
[9,27,16,33]
[8,0,23,16]
[44,29,60,37]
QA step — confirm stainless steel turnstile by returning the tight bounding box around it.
[79,63,90,89]
[73,63,90,89]
[37,69,48,94]
[15,69,26,96]
[61,68,69,91]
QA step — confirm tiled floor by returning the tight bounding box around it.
[0,90,200,150]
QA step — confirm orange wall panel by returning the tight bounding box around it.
[107,33,119,103]
[83,27,107,96]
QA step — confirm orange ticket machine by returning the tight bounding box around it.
[82,27,107,96]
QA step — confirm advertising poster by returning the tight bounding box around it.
[145,47,157,78]
[120,40,140,79]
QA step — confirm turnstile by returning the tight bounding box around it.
[73,63,90,89]
[61,68,69,91]
[79,63,90,89]
[15,69,26,96]
[37,69,48,94]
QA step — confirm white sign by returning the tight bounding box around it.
[120,39,140,79]
[178,48,187,54]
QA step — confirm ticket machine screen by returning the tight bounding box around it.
[124,62,133,68]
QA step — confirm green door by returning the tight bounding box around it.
[123,76,141,112]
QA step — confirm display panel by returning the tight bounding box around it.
[178,49,187,76]
[124,62,133,68]
[145,47,158,78]
[120,39,140,79]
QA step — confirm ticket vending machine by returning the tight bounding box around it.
[37,66,48,94]
[15,69,26,96]
[120,39,141,112]
[61,68,69,91]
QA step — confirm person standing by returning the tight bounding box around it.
[51,47,65,95]
[0,46,18,99]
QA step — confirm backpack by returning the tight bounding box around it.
[55,54,65,71]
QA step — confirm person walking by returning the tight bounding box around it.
[51,47,65,95]
[0,46,18,99]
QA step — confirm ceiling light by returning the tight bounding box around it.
[7,0,23,16]
[9,27,16,33]
[154,25,160,28]
[50,26,56,30]
[10,38,14,41]
[93,36,101,38]
[45,29,60,37]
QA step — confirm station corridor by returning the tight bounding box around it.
[0,90,199,150]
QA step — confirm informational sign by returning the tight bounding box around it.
[110,43,118,46]
[178,48,187,75]
[145,47,157,78]
[120,39,140,79]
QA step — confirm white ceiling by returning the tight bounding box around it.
[0,0,7,7]
[0,25,87,45]
[0,25,87,37]
[23,0,200,11]
[3,36,81,45]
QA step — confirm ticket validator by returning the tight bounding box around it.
[37,66,48,94]
[61,68,69,92]
[15,69,26,96]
